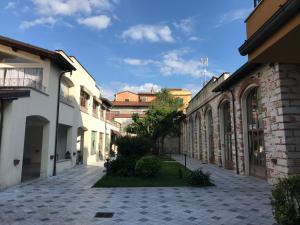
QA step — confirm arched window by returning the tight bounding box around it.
[196,112,202,160]
[206,109,214,164]
[245,87,266,178]
[220,101,233,169]
[189,117,194,157]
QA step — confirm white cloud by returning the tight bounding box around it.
[123,58,158,66]
[19,17,58,29]
[20,0,117,29]
[77,15,111,30]
[122,49,212,79]
[173,17,194,35]
[160,51,210,78]
[5,1,16,10]
[122,83,161,93]
[32,0,114,16]
[101,86,116,100]
[217,8,251,27]
[122,25,175,43]
[188,36,203,41]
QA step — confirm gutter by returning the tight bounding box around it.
[0,100,4,154]
[53,71,72,176]
[239,0,300,56]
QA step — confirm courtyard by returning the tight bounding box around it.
[0,155,276,225]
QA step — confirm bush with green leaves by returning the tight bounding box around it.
[116,136,153,159]
[271,175,300,225]
[188,169,213,186]
[104,157,136,177]
[135,155,161,178]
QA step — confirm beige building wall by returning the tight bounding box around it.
[0,42,120,188]
[59,53,120,165]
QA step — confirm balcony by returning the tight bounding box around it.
[241,0,300,63]
[0,77,46,93]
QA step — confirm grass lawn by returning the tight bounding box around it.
[156,154,175,161]
[93,161,191,187]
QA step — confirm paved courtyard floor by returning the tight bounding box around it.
[0,155,276,225]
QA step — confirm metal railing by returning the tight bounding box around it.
[0,78,46,92]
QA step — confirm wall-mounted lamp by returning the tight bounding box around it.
[13,159,20,166]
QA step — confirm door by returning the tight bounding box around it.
[223,102,233,169]
[246,88,266,179]
[206,110,215,164]
[91,131,96,155]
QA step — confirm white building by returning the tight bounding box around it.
[0,36,120,188]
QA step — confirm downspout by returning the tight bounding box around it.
[230,89,239,174]
[104,106,108,159]
[53,71,70,176]
[0,100,4,154]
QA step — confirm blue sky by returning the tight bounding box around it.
[1,0,253,99]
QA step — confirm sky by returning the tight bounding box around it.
[1,0,253,99]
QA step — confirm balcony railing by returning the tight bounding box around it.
[0,78,46,92]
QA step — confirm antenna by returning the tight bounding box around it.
[200,57,209,87]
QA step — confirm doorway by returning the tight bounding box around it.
[22,115,48,182]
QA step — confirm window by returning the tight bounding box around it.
[91,131,97,155]
[125,98,129,102]
[196,113,202,160]
[206,110,214,164]
[140,96,147,102]
[99,132,104,160]
[80,89,89,111]
[222,102,233,169]
[93,99,99,117]
[246,87,266,178]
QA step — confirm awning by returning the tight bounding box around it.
[78,126,88,132]
[93,96,102,104]
[80,85,93,96]
[61,76,74,88]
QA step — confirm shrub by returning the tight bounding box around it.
[178,168,183,179]
[188,169,213,186]
[116,136,153,159]
[135,155,161,178]
[105,157,136,177]
[271,175,300,225]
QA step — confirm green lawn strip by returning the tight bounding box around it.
[93,162,191,187]
[157,154,175,162]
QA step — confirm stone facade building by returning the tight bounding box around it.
[181,64,300,182]
[181,0,300,183]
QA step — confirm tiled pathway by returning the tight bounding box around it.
[0,156,276,225]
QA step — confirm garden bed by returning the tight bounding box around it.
[94,161,213,188]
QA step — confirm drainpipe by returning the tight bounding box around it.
[0,100,4,154]
[53,71,70,176]
[104,107,108,160]
[230,89,239,174]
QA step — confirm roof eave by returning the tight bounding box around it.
[239,0,300,56]
[212,63,261,92]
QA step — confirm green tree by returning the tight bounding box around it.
[126,89,184,154]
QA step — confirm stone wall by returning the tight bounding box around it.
[181,63,300,183]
